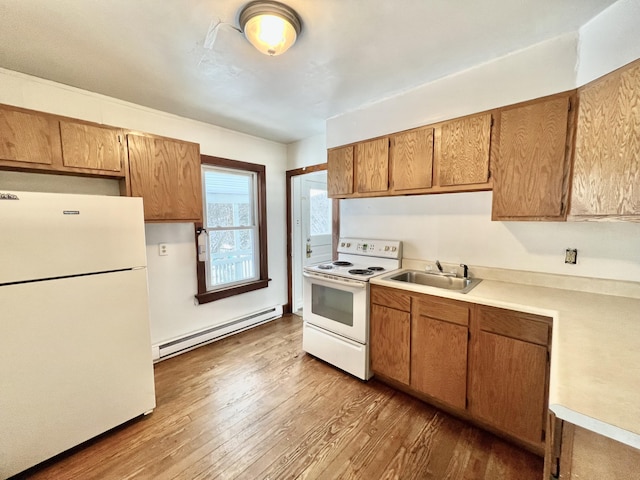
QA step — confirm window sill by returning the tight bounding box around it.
[195,278,270,304]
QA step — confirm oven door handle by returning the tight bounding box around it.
[302,272,367,289]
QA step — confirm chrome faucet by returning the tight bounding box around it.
[460,264,469,279]
[435,260,444,273]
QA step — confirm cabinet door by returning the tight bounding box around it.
[390,127,433,192]
[492,95,571,220]
[0,107,61,166]
[411,314,468,409]
[355,137,388,193]
[436,113,491,187]
[370,304,410,384]
[128,134,202,222]
[571,60,640,216]
[470,330,547,445]
[327,146,353,197]
[60,120,124,172]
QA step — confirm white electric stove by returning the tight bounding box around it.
[302,238,402,380]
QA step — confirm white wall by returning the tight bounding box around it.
[577,0,640,86]
[326,33,579,148]
[286,133,326,170]
[0,68,288,345]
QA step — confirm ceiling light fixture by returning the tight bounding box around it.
[239,1,302,56]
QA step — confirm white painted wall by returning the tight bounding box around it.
[577,0,640,85]
[286,133,326,170]
[326,33,579,148]
[0,68,288,346]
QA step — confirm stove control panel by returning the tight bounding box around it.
[337,238,402,259]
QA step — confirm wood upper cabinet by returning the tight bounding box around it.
[469,305,551,449]
[327,145,353,197]
[389,127,433,192]
[411,295,469,410]
[0,106,61,166]
[492,93,573,221]
[370,285,411,384]
[355,137,389,194]
[435,113,492,187]
[0,104,127,178]
[570,59,640,217]
[59,120,125,172]
[127,133,202,222]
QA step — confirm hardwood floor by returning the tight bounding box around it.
[22,315,543,479]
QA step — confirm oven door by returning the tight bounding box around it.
[302,271,368,344]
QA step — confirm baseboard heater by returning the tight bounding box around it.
[154,305,283,361]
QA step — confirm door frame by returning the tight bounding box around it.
[285,163,339,314]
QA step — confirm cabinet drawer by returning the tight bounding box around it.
[370,285,411,312]
[414,295,469,326]
[477,306,550,346]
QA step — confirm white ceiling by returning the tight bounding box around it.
[0,0,618,144]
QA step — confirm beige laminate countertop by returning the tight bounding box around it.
[370,261,640,449]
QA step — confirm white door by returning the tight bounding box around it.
[292,171,332,313]
[301,172,332,267]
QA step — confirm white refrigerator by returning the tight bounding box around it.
[0,191,156,479]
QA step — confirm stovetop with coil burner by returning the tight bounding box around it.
[304,238,403,282]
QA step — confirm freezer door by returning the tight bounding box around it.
[0,191,147,284]
[0,269,156,478]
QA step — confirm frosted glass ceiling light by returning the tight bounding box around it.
[239,1,301,56]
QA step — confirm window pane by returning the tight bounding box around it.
[203,170,254,227]
[208,229,256,287]
[309,188,331,235]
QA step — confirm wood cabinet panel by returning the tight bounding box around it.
[559,423,640,479]
[390,127,433,191]
[370,285,411,312]
[477,306,550,346]
[128,134,202,222]
[571,60,640,216]
[414,295,469,327]
[370,304,410,384]
[436,113,491,186]
[411,313,468,409]
[327,146,353,197]
[355,138,388,193]
[469,330,548,446]
[60,120,123,172]
[492,95,571,220]
[0,107,60,165]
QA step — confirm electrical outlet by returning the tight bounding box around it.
[158,243,168,256]
[565,248,577,264]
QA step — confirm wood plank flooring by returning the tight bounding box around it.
[21,315,543,479]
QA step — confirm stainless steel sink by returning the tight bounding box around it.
[385,270,482,294]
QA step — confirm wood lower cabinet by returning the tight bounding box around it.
[127,133,202,222]
[411,295,469,410]
[327,145,353,197]
[469,305,551,449]
[571,59,640,218]
[554,422,640,479]
[369,286,411,384]
[370,285,552,454]
[435,113,492,187]
[492,93,574,221]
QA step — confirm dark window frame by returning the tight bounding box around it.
[195,155,269,304]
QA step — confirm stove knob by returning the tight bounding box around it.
[384,246,390,251]
[391,246,397,252]
[340,242,345,247]
[346,243,351,247]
